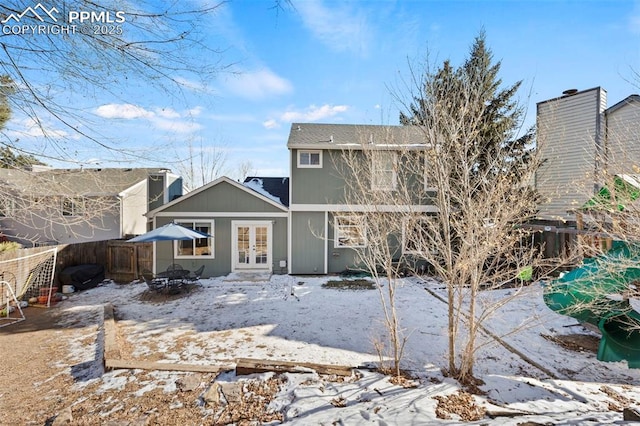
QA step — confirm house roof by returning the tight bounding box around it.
[0,167,170,196]
[243,177,289,207]
[605,94,640,115]
[145,176,288,218]
[535,86,605,107]
[286,123,428,149]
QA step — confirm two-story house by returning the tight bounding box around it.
[0,167,182,246]
[286,123,436,274]
[141,123,436,277]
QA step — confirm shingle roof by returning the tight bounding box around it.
[286,123,428,149]
[243,176,289,207]
[0,167,169,196]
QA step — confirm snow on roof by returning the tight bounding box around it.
[243,177,289,207]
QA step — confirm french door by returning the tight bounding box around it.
[232,221,272,271]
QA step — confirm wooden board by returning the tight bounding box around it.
[105,358,234,374]
[103,303,121,361]
[235,357,354,377]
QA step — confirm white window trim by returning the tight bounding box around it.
[62,197,85,217]
[174,219,215,259]
[371,151,397,191]
[334,215,367,248]
[424,152,437,192]
[297,150,323,168]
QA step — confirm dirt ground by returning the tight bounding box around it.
[0,298,603,425]
[0,294,284,425]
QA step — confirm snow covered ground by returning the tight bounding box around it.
[55,274,640,424]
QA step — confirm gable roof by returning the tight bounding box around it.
[286,123,428,149]
[243,177,289,207]
[0,167,169,196]
[146,176,288,217]
[605,94,640,115]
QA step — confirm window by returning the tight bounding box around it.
[371,151,397,190]
[335,215,366,248]
[424,151,436,191]
[175,220,214,258]
[298,150,322,168]
[62,197,85,217]
[403,217,434,254]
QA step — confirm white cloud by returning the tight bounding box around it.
[225,68,293,100]
[94,103,202,134]
[95,104,153,119]
[155,108,181,119]
[280,104,349,122]
[296,1,371,55]
[174,77,211,93]
[7,117,69,139]
[262,119,279,129]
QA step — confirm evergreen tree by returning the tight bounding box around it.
[0,75,46,168]
[400,31,534,181]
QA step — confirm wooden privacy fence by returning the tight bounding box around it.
[0,240,153,285]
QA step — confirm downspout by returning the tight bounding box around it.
[594,88,605,194]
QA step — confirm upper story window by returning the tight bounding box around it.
[62,197,85,217]
[298,150,322,168]
[424,152,436,191]
[371,151,397,190]
[335,215,366,248]
[175,220,214,258]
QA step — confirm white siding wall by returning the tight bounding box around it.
[121,180,149,236]
[605,101,640,176]
[535,88,606,220]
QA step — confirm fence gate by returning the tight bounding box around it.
[107,241,152,283]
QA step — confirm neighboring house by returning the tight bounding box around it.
[286,123,436,274]
[144,176,289,277]
[536,87,640,221]
[0,167,181,246]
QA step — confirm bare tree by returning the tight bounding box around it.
[394,61,543,383]
[333,41,543,382]
[331,132,426,378]
[1,1,230,164]
[236,160,258,182]
[176,137,228,191]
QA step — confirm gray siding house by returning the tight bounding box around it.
[536,87,640,221]
[0,167,181,246]
[145,176,288,277]
[287,123,436,274]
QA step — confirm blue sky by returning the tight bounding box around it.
[6,0,640,180]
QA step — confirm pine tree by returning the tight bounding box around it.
[400,31,534,181]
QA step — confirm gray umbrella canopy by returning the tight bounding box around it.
[128,222,210,242]
[128,223,211,269]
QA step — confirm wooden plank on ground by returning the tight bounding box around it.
[103,303,120,361]
[105,358,235,373]
[235,357,354,377]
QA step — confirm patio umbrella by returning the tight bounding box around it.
[128,222,211,267]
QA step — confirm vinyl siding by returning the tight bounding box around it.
[605,101,640,176]
[162,180,284,214]
[535,88,606,219]
[154,216,288,278]
[290,212,325,274]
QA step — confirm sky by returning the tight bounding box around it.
[5,0,640,182]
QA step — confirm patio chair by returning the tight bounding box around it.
[140,269,166,292]
[185,265,205,284]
